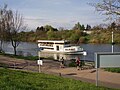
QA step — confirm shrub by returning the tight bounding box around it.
[68,59,76,67]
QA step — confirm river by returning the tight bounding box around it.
[1,42,120,61]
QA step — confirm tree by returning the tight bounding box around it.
[58,27,64,31]
[108,22,117,30]
[4,8,25,55]
[90,0,120,21]
[81,24,85,30]
[36,25,58,32]
[111,22,116,29]
[44,25,58,31]
[73,22,81,30]
[0,4,9,52]
[73,22,86,30]
[92,25,104,30]
[0,6,5,52]
[47,30,55,40]
[86,24,91,30]
[36,26,44,32]
[69,30,82,43]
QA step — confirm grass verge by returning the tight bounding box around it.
[0,52,38,60]
[104,68,120,73]
[0,68,116,90]
[0,52,55,61]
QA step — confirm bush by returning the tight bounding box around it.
[68,60,85,67]
[68,59,76,67]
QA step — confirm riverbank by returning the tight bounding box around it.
[0,55,120,89]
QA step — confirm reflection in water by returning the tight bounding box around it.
[38,51,83,61]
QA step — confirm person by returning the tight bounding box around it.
[76,57,81,70]
[60,57,64,68]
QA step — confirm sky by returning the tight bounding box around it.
[0,0,106,30]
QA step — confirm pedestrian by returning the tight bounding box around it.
[60,57,64,68]
[76,57,80,70]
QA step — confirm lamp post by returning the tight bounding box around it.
[83,51,87,65]
[112,31,114,53]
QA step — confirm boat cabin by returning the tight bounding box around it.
[38,40,70,52]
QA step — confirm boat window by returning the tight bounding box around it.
[65,42,70,44]
[60,46,63,49]
[39,42,54,47]
[55,42,70,45]
[65,48,75,51]
[64,45,70,47]
[56,46,59,51]
[44,47,54,50]
[55,43,64,44]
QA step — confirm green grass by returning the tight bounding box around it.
[0,52,40,61]
[0,63,9,68]
[0,52,55,61]
[0,68,116,90]
[104,68,120,73]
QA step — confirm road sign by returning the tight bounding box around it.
[95,52,120,87]
[95,52,120,68]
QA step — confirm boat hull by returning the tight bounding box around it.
[39,49,84,55]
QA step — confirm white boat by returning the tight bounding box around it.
[37,40,84,54]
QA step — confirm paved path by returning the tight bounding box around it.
[48,67,120,89]
[0,55,120,89]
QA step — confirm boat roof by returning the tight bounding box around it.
[38,40,69,43]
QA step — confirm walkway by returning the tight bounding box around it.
[48,67,120,89]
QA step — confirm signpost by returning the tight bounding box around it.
[37,60,43,72]
[37,47,44,73]
[95,52,120,86]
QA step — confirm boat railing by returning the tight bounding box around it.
[39,43,53,47]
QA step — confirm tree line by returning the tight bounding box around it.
[18,21,120,44]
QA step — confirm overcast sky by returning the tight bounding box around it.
[0,0,106,30]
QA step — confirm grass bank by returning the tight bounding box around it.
[0,68,116,90]
[0,52,38,60]
[0,52,54,61]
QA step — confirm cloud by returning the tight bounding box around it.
[2,0,107,30]
[23,11,105,30]
[24,16,75,30]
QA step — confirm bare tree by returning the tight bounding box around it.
[1,5,25,55]
[89,0,120,21]
[0,4,8,52]
[0,4,25,55]
[4,8,25,55]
